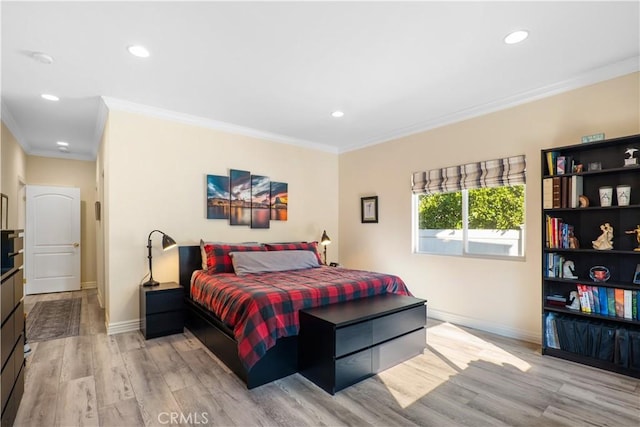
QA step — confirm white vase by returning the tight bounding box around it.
[616,185,631,206]
[599,186,613,207]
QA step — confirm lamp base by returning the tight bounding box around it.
[142,279,160,287]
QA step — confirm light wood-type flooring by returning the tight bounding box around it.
[14,289,640,426]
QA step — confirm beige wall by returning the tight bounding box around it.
[95,118,108,309]
[26,156,97,286]
[103,110,339,328]
[339,73,640,342]
[1,122,27,229]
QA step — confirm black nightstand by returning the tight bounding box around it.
[140,282,184,339]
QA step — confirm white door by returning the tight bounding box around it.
[26,185,81,294]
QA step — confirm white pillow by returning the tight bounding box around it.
[229,250,320,275]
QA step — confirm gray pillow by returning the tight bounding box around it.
[229,250,320,275]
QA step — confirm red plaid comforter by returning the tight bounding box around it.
[190,266,411,370]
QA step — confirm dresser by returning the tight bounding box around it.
[140,282,184,339]
[1,230,25,426]
[298,293,426,394]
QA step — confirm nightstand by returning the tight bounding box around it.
[140,282,184,339]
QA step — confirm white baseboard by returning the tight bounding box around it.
[81,281,97,289]
[107,319,141,335]
[428,308,540,344]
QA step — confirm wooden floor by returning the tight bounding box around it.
[14,289,640,427]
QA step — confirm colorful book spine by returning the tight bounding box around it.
[598,287,608,317]
[577,285,591,313]
[624,290,633,319]
[632,290,638,320]
[607,288,616,317]
[615,288,625,318]
[592,287,601,314]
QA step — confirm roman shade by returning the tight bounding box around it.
[411,154,526,195]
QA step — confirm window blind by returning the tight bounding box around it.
[411,155,526,195]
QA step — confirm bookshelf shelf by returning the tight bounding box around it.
[544,277,640,290]
[544,204,640,213]
[544,306,640,325]
[541,133,640,378]
[543,248,640,255]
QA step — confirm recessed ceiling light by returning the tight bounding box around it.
[41,93,59,101]
[127,45,150,58]
[504,30,529,45]
[30,51,54,64]
[56,141,69,147]
[331,111,344,118]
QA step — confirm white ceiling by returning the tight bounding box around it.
[2,1,639,161]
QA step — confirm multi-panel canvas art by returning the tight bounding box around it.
[208,169,287,228]
[206,175,230,219]
[270,182,288,221]
[230,169,251,226]
[251,175,271,229]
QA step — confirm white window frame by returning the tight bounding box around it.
[412,187,526,261]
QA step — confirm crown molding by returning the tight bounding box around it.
[102,97,339,154]
[1,101,31,153]
[340,56,640,153]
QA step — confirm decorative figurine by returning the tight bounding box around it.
[592,223,614,250]
[562,260,578,279]
[568,229,580,249]
[578,195,589,208]
[625,225,640,251]
[624,148,639,167]
[565,291,580,310]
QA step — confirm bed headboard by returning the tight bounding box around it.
[178,245,201,297]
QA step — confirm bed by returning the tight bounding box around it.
[178,243,412,389]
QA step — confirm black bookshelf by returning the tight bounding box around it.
[541,134,640,378]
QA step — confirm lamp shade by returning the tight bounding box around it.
[321,230,331,246]
[162,233,177,250]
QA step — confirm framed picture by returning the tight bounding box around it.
[633,264,640,285]
[361,196,378,223]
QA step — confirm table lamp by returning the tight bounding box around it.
[143,230,177,286]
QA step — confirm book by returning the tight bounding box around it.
[561,176,570,208]
[570,175,583,208]
[624,289,632,319]
[557,156,566,175]
[586,286,596,314]
[552,177,561,208]
[614,288,624,318]
[598,287,608,317]
[546,151,558,175]
[592,287,600,314]
[607,288,616,317]
[577,285,591,313]
[632,290,638,320]
[543,178,553,209]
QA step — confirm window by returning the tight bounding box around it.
[412,155,526,259]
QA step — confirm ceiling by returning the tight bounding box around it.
[2,1,639,161]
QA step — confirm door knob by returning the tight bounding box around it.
[73,242,80,247]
